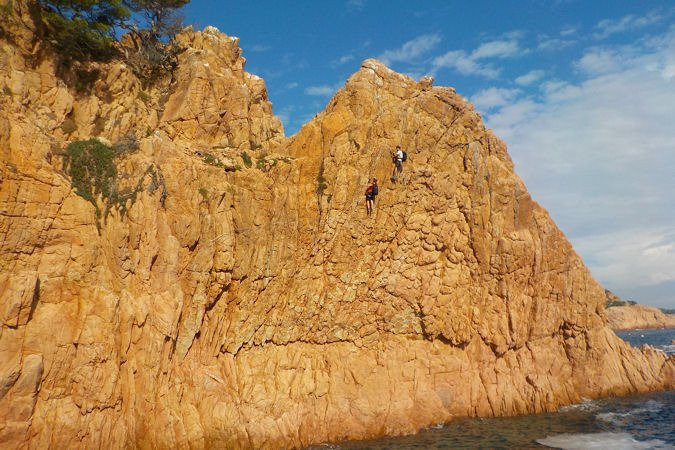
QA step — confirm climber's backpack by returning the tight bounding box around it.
[401,151,407,162]
[372,185,378,196]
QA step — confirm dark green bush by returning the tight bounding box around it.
[203,153,217,165]
[606,300,626,308]
[137,90,151,104]
[316,162,327,197]
[63,139,163,228]
[203,153,225,169]
[241,151,252,168]
[0,1,13,18]
[63,139,117,207]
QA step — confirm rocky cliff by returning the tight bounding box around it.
[1,4,673,448]
[607,305,675,331]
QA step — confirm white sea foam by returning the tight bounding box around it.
[597,411,631,426]
[537,432,669,449]
[559,398,600,412]
[659,344,675,355]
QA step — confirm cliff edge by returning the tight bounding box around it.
[1,5,673,448]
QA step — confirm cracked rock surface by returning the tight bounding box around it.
[1,5,673,448]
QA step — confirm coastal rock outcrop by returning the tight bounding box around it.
[607,305,675,331]
[1,5,673,448]
[604,290,675,330]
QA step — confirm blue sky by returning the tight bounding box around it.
[182,1,675,308]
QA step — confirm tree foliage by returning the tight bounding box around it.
[121,0,188,82]
[37,0,190,79]
[38,0,130,60]
[124,0,188,41]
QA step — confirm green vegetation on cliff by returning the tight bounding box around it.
[63,138,165,225]
[64,139,117,207]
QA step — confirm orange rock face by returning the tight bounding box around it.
[0,6,673,448]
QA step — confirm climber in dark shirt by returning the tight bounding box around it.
[365,178,378,216]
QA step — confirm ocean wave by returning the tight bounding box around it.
[631,400,664,414]
[537,432,669,449]
[596,400,664,426]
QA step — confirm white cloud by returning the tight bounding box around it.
[472,39,522,59]
[432,36,525,78]
[484,98,539,130]
[378,33,442,66]
[484,28,675,304]
[248,44,271,53]
[432,50,500,78]
[285,82,299,89]
[305,85,339,96]
[515,69,545,85]
[560,26,577,36]
[338,55,354,64]
[331,54,355,67]
[617,280,675,309]
[470,87,521,111]
[347,0,366,11]
[574,37,675,77]
[574,228,675,289]
[537,37,575,51]
[575,48,623,74]
[538,80,581,102]
[594,11,664,39]
[276,105,294,127]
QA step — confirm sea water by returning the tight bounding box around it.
[315,328,674,449]
[616,329,675,357]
